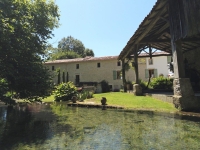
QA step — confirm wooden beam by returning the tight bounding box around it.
[133,45,139,84]
[172,40,185,78]
[133,5,167,45]
[140,38,200,44]
[140,39,170,44]
[121,1,168,59]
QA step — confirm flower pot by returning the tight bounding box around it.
[72,96,77,103]
[101,97,107,105]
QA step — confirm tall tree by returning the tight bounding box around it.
[56,36,95,58]
[58,36,85,57]
[0,0,60,99]
[83,48,95,57]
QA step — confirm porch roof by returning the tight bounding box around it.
[118,0,200,60]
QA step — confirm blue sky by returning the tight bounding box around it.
[48,0,157,57]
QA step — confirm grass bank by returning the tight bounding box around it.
[87,92,177,112]
[43,92,177,112]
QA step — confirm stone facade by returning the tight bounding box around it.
[173,78,200,111]
[44,56,146,92]
[183,47,200,89]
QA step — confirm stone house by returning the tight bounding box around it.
[44,56,146,92]
[144,52,171,79]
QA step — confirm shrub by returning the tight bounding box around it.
[0,78,15,105]
[139,80,148,89]
[54,82,77,101]
[132,79,148,89]
[0,78,9,98]
[77,90,94,101]
[100,80,110,93]
[150,77,173,90]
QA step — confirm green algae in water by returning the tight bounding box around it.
[0,103,200,149]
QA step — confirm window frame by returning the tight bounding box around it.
[148,58,153,65]
[97,62,100,68]
[76,64,79,69]
[117,61,121,66]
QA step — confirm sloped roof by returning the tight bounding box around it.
[45,52,170,64]
[44,56,118,64]
[118,0,200,60]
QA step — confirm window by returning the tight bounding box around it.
[116,71,121,79]
[97,63,100,68]
[148,58,153,65]
[109,85,112,91]
[145,69,157,78]
[75,75,80,85]
[52,66,54,71]
[117,61,121,66]
[113,70,122,80]
[167,56,172,64]
[76,64,79,69]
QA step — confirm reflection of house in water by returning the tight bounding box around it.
[26,104,56,122]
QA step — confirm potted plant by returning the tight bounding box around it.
[101,97,107,105]
[71,96,77,103]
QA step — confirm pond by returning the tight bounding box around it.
[0,103,200,150]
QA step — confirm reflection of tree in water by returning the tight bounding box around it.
[51,105,200,150]
[0,104,72,150]
[1,103,200,149]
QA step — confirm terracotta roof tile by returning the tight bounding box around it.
[45,56,118,64]
[45,52,170,64]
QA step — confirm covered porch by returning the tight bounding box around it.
[118,0,200,111]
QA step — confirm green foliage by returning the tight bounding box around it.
[14,63,53,99]
[150,77,173,90]
[50,50,81,60]
[48,36,95,60]
[0,78,16,104]
[132,79,148,89]
[0,0,60,99]
[139,80,148,89]
[0,78,9,99]
[58,36,85,56]
[54,82,77,101]
[83,48,94,57]
[77,91,94,101]
[100,80,110,93]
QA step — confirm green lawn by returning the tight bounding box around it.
[42,94,55,102]
[85,92,177,112]
[42,92,177,112]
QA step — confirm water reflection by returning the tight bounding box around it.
[0,103,200,149]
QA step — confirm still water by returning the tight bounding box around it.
[0,103,200,150]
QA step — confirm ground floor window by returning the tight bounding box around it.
[113,70,122,80]
[145,69,157,78]
[75,75,80,85]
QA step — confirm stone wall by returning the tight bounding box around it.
[44,58,146,91]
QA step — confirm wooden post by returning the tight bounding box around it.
[172,40,185,78]
[133,46,139,84]
[171,40,200,111]
[122,59,127,92]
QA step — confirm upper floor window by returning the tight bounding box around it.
[76,64,79,69]
[148,58,153,65]
[52,66,54,71]
[117,61,121,66]
[97,63,100,68]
